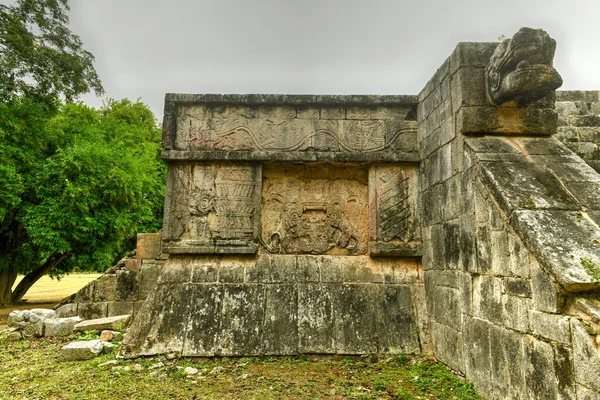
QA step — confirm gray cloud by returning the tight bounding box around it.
[69,0,600,119]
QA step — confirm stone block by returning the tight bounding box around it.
[458,273,473,315]
[502,295,531,333]
[318,256,343,283]
[529,311,571,343]
[432,321,465,374]
[77,302,107,320]
[136,232,162,259]
[553,344,577,400]
[490,230,511,276]
[94,274,117,302]
[341,257,383,283]
[218,257,246,283]
[459,214,477,273]
[525,338,560,400]
[216,284,265,356]
[571,319,600,392]
[320,107,345,119]
[298,284,335,353]
[463,317,492,399]
[75,315,131,332]
[119,284,191,357]
[530,259,562,313]
[503,277,532,298]
[508,233,530,278]
[411,284,431,353]
[162,162,261,255]
[107,301,134,317]
[191,263,218,283]
[473,276,503,325]
[479,160,579,214]
[333,284,378,354]
[123,258,141,271]
[489,324,528,399]
[450,67,487,107]
[139,261,163,299]
[44,317,82,337]
[156,257,192,284]
[512,210,600,292]
[61,340,108,361]
[116,270,138,302]
[295,256,321,283]
[262,285,298,355]
[74,282,95,303]
[457,105,558,136]
[55,303,78,318]
[475,225,492,274]
[182,285,222,357]
[432,286,461,331]
[375,285,420,354]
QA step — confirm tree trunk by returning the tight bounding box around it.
[10,254,66,303]
[0,266,18,305]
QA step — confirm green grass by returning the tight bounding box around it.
[0,333,483,400]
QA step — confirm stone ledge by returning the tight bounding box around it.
[164,93,418,106]
[161,150,421,163]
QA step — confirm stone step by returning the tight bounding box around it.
[74,315,131,332]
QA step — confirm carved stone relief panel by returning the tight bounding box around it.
[261,163,369,255]
[369,164,421,256]
[162,162,261,254]
[170,104,416,156]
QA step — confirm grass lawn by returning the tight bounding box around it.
[0,331,483,400]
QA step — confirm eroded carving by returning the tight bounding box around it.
[370,165,421,256]
[486,27,563,106]
[174,105,415,153]
[261,164,368,255]
[162,162,260,253]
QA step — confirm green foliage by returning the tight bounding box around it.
[0,0,103,102]
[581,257,600,284]
[498,34,506,41]
[0,96,165,301]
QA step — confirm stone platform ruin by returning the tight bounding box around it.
[99,27,600,399]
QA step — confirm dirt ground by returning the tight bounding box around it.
[0,273,101,324]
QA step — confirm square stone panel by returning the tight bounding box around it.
[261,163,368,255]
[162,162,261,254]
[369,164,422,256]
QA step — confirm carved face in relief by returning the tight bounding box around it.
[260,164,368,255]
[486,27,563,106]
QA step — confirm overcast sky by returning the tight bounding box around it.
[69,0,600,120]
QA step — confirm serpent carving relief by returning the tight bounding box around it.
[173,104,416,153]
[261,164,369,255]
[486,27,563,106]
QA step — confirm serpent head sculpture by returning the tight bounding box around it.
[486,27,563,106]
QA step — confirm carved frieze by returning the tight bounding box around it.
[162,162,261,254]
[261,164,369,255]
[166,103,417,158]
[369,164,421,256]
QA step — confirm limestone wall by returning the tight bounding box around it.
[56,233,165,320]
[120,96,427,358]
[419,42,600,400]
[556,91,600,173]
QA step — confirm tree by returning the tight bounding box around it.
[0,98,165,303]
[0,0,103,102]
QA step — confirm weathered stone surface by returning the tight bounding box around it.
[529,311,571,343]
[479,160,579,213]
[78,302,108,320]
[107,301,134,317]
[100,330,124,342]
[55,303,78,318]
[369,164,422,256]
[432,322,464,374]
[298,284,335,354]
[261,164,368,255]
[162,162,261,255]
[511,210,600,292]
[216,284,265,356]
[136,232,162,259]
[61,340,108,361]
[486,27,562,106]
[182,284,222,357]
[94,274,117,302]
[262,284,298,355]
[525,338,560,400]
[29,308,56,319]
[139,261,163,299]
[571,319,600,392]
[75,315,130,332]
[44,317,82,337]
